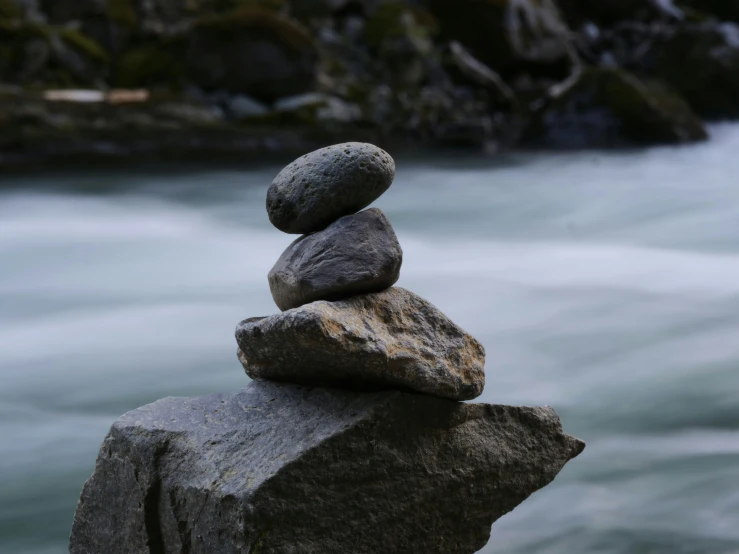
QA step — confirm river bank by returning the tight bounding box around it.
[3,0,739,169]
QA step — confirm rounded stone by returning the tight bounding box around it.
[266,142,395,234]
[268,208,402,311]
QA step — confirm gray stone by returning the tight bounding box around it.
[449,41,516,105]
[236,287,486,401]
[268,208,402,311]
[69,380,585,554]
[273,93,362,124]
[273,92,331,112]
[267,142,395,234]
[227,94,269,119]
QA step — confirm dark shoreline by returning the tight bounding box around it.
[4,0,739,174]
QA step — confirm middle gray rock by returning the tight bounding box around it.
[268,208,403,311]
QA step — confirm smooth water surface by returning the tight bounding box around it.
[2,126,739,553]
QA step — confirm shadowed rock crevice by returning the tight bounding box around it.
[144,479,164,554]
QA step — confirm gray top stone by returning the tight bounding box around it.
[69,380,584,554]
[236,287,486,400]
[268,208,402,311]
[266,142,395,234]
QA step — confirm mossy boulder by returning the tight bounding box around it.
[186,8,317,101]
[424,0,571,75]
[653,23,739,119]
[525,67,708,148]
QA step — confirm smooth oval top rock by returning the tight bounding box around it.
[266,142,395,234]
[268,208,402,311]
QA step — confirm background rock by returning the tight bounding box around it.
[267,142,395,234]
[268,207,402,311]
[653,23,739,119]
[236,287,486,400]
[70,380,585,554]
[425,0,572,76]
[185,10,318,101]
[525,66,708,148]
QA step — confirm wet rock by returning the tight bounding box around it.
[556,0,669,26]
[39,0,99,23]
[426,0,571,73]
[226,94,270,119]
[268,208,402,311]
[291,0,373,19]
[448,40,517,106]
[525,67,708,148]
[653,23,739,119]
[185,11,318,102]
[18,38,50,81]
[236,287,485,401]
[267,142,395,234]
[682,0,739,22]
[69,380,585,554]
[271,92,361,124]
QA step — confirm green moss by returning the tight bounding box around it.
[0,0,21,19]
[115,44,185,88]
[585,67,707,143]
[363,3,407,47]
[251,528,272,554]
[197,8,314,51]
[107,0,137,27]
[363,2,436,48]
[58,28,109,63]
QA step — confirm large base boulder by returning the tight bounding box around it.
[69,380,584,554]
[525,67,707,148]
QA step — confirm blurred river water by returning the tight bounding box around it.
[2,126,739,553]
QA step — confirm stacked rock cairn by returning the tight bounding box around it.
[69,143,584,554]
[237,141,486,401]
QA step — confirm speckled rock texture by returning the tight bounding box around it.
[266,142,395,234]
[69,380,585,554]
[236,287,486,400]
[268,208,402,311]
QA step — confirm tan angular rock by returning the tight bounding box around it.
[235,287,486,401]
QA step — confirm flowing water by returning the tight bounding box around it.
[2,126,739,554]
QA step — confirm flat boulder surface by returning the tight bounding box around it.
[266,142,395,234]
[236,287,486,400]
[69,380,585,554]
[268,208,402,311]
